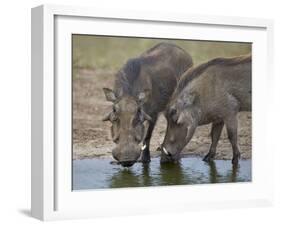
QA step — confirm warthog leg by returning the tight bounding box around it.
[225,115,241,165]
[203,121,224,162]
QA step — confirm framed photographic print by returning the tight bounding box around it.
[31,4,274,221]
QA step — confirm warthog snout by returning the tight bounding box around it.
[112,143,141,167]
[159,146,181,163]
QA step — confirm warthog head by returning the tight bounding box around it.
[160,92,197,163]
[102,88,151,167]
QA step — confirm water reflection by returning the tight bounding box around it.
[110,169,141,188]
[158,162,186,186]
[109,160,187,188]
[229,164,239,183]
[208,161,219,183]
[72,157,251,190]
[142,164,152,186]
[207,161,239,183]
[109,164,154,188]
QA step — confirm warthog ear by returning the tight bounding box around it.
[103,88,117,102]
[137,90,150,105]
[169,106,179,123]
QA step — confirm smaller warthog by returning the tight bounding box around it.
[160,54,251,165]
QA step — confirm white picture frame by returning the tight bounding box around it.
[31,4,274,221]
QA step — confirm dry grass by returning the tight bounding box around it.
[73,35,251,72]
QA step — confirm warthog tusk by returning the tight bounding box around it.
[163,147,169,155]
[141,144,147,151]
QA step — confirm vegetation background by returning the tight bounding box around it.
[73,35,251,72]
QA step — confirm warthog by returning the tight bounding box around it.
[160,54,251,165]
[102,43,193,167]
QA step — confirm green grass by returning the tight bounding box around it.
[72,35,251,71]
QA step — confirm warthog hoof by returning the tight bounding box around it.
[203,152,215,162]
[232,152,241,165]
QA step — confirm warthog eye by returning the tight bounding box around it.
[169,107,176,116]
[110,105,120,122]
[112,105,117,113]
[169,107,178,123]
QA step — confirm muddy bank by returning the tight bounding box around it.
[73,69,251,160]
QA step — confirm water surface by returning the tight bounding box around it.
[73,157,251,190]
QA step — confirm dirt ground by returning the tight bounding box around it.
[73,69,252,160]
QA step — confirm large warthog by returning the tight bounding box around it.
[160,54,251,165]
[102,43,193,167]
